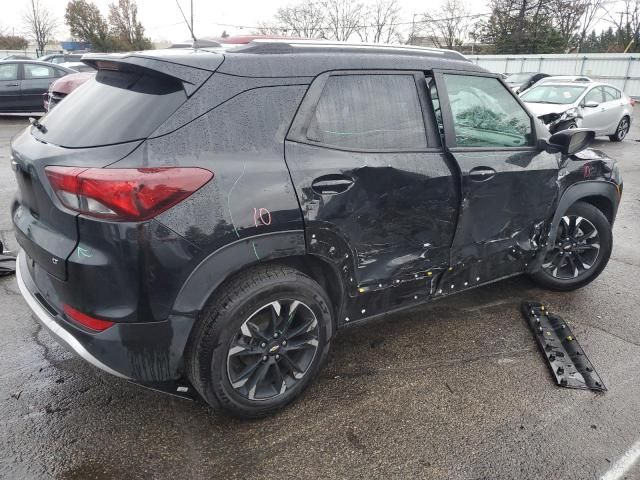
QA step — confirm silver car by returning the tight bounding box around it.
[520,81,634,141]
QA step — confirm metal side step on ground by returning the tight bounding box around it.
[521,301,606,392]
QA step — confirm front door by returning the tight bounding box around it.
[20,63,59,111]
[432,71,560,282]
[0,63,21,112]
[285,71,459,290]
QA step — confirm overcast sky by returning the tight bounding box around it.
[1,0,490,44]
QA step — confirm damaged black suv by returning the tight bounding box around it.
[12,41,622,418]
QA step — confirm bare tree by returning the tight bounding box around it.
[273,1,326,38]
[605,0,640,52]
[23,0,58,56]
[108,0,152,50]
[421,0,471,50]
[551,0,589,50]
[575,0,605,52]
[254,22,286,35]
[322,0,366,41]
[357,0,401,43]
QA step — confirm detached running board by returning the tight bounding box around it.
[521,301,606,392]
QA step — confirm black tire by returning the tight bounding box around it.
[609,116,630,142]
[529,201,612,291]
[186,264,334,418]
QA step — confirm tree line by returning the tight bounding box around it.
[258,0,640,54]
[2,0,639,55]
[0,0,151,54]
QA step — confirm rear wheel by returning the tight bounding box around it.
[186,265,334,418]
[609,116,630,142]
[530,202,612,291]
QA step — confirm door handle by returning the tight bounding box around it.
[311,174,354,195]
[469,167,496,182]
[4,83,19,87]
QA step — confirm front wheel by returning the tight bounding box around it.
[609,116,630,142]
[186,265,334,418]
[529,201,612,291]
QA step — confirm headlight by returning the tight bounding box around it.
[560,107,578,120]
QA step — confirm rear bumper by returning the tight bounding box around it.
[16,251,128,379]
[16,250,196,384]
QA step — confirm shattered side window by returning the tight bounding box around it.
[307,74,427,151]
[443,74,533,148]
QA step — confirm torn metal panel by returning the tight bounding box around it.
[521,301,606,392]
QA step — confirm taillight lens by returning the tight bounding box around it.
[45,167,213,221]
[63,304,115,331]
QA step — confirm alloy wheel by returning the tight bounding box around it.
[617,118,629,139]
[226,299,320,401]
[542,215,600,280]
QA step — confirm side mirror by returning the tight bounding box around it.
[540,128,595,156]
[584,101,599,108]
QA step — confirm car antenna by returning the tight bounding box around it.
[175,0,197,47]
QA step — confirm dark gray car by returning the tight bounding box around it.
[0,60,73,113]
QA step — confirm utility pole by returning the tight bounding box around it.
[191,0,194,40]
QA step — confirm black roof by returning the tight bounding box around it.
[215,40,487,77]
[82,40,487,79]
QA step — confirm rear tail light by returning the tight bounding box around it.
[45,167,213,221]
[63,304,115,331]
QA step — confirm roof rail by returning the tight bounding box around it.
[229,39,469,61]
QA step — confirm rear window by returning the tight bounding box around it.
[36,70,186,148]
[307,74,427,151]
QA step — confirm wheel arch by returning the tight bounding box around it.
[171,230,345,329]
[549,181,619,245]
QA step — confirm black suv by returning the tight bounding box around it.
[11,41,622,418]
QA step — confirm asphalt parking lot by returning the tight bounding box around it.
[1,112,639,480]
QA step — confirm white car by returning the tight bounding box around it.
[520,81,634,141]
[537,75,592,84]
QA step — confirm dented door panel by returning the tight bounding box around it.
[450,148,560,266]
[285,142,459,288]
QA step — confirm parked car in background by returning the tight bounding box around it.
[59,61,96,73]
[12,42,622,418]
[538,75,592,84]
[521,81,633,140]
[1,55,32,61]
[0,60,74,113]
[504,72,549,93]
[38,53,84,64]
[43,71,95,111]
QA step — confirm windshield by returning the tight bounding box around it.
[35,69,186,148]
[520,85,586,104]
[505,73,534,83]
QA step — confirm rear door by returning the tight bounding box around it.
[285,71,459,289]
[21,63,61,111]
[432,71,559,281]
[0,63,21,112]
[601,86,624,132]
[581,86,606,133]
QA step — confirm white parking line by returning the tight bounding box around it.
[601,438,640,480]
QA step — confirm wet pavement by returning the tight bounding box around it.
[1,112,640,479]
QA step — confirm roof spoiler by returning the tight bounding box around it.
[81,52,223,96]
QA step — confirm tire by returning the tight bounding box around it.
[186,264,334,418]
[609,116,630,142]
[529,201,612,291]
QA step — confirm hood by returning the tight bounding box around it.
[49,72,95,95]
[524,102,572,117]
